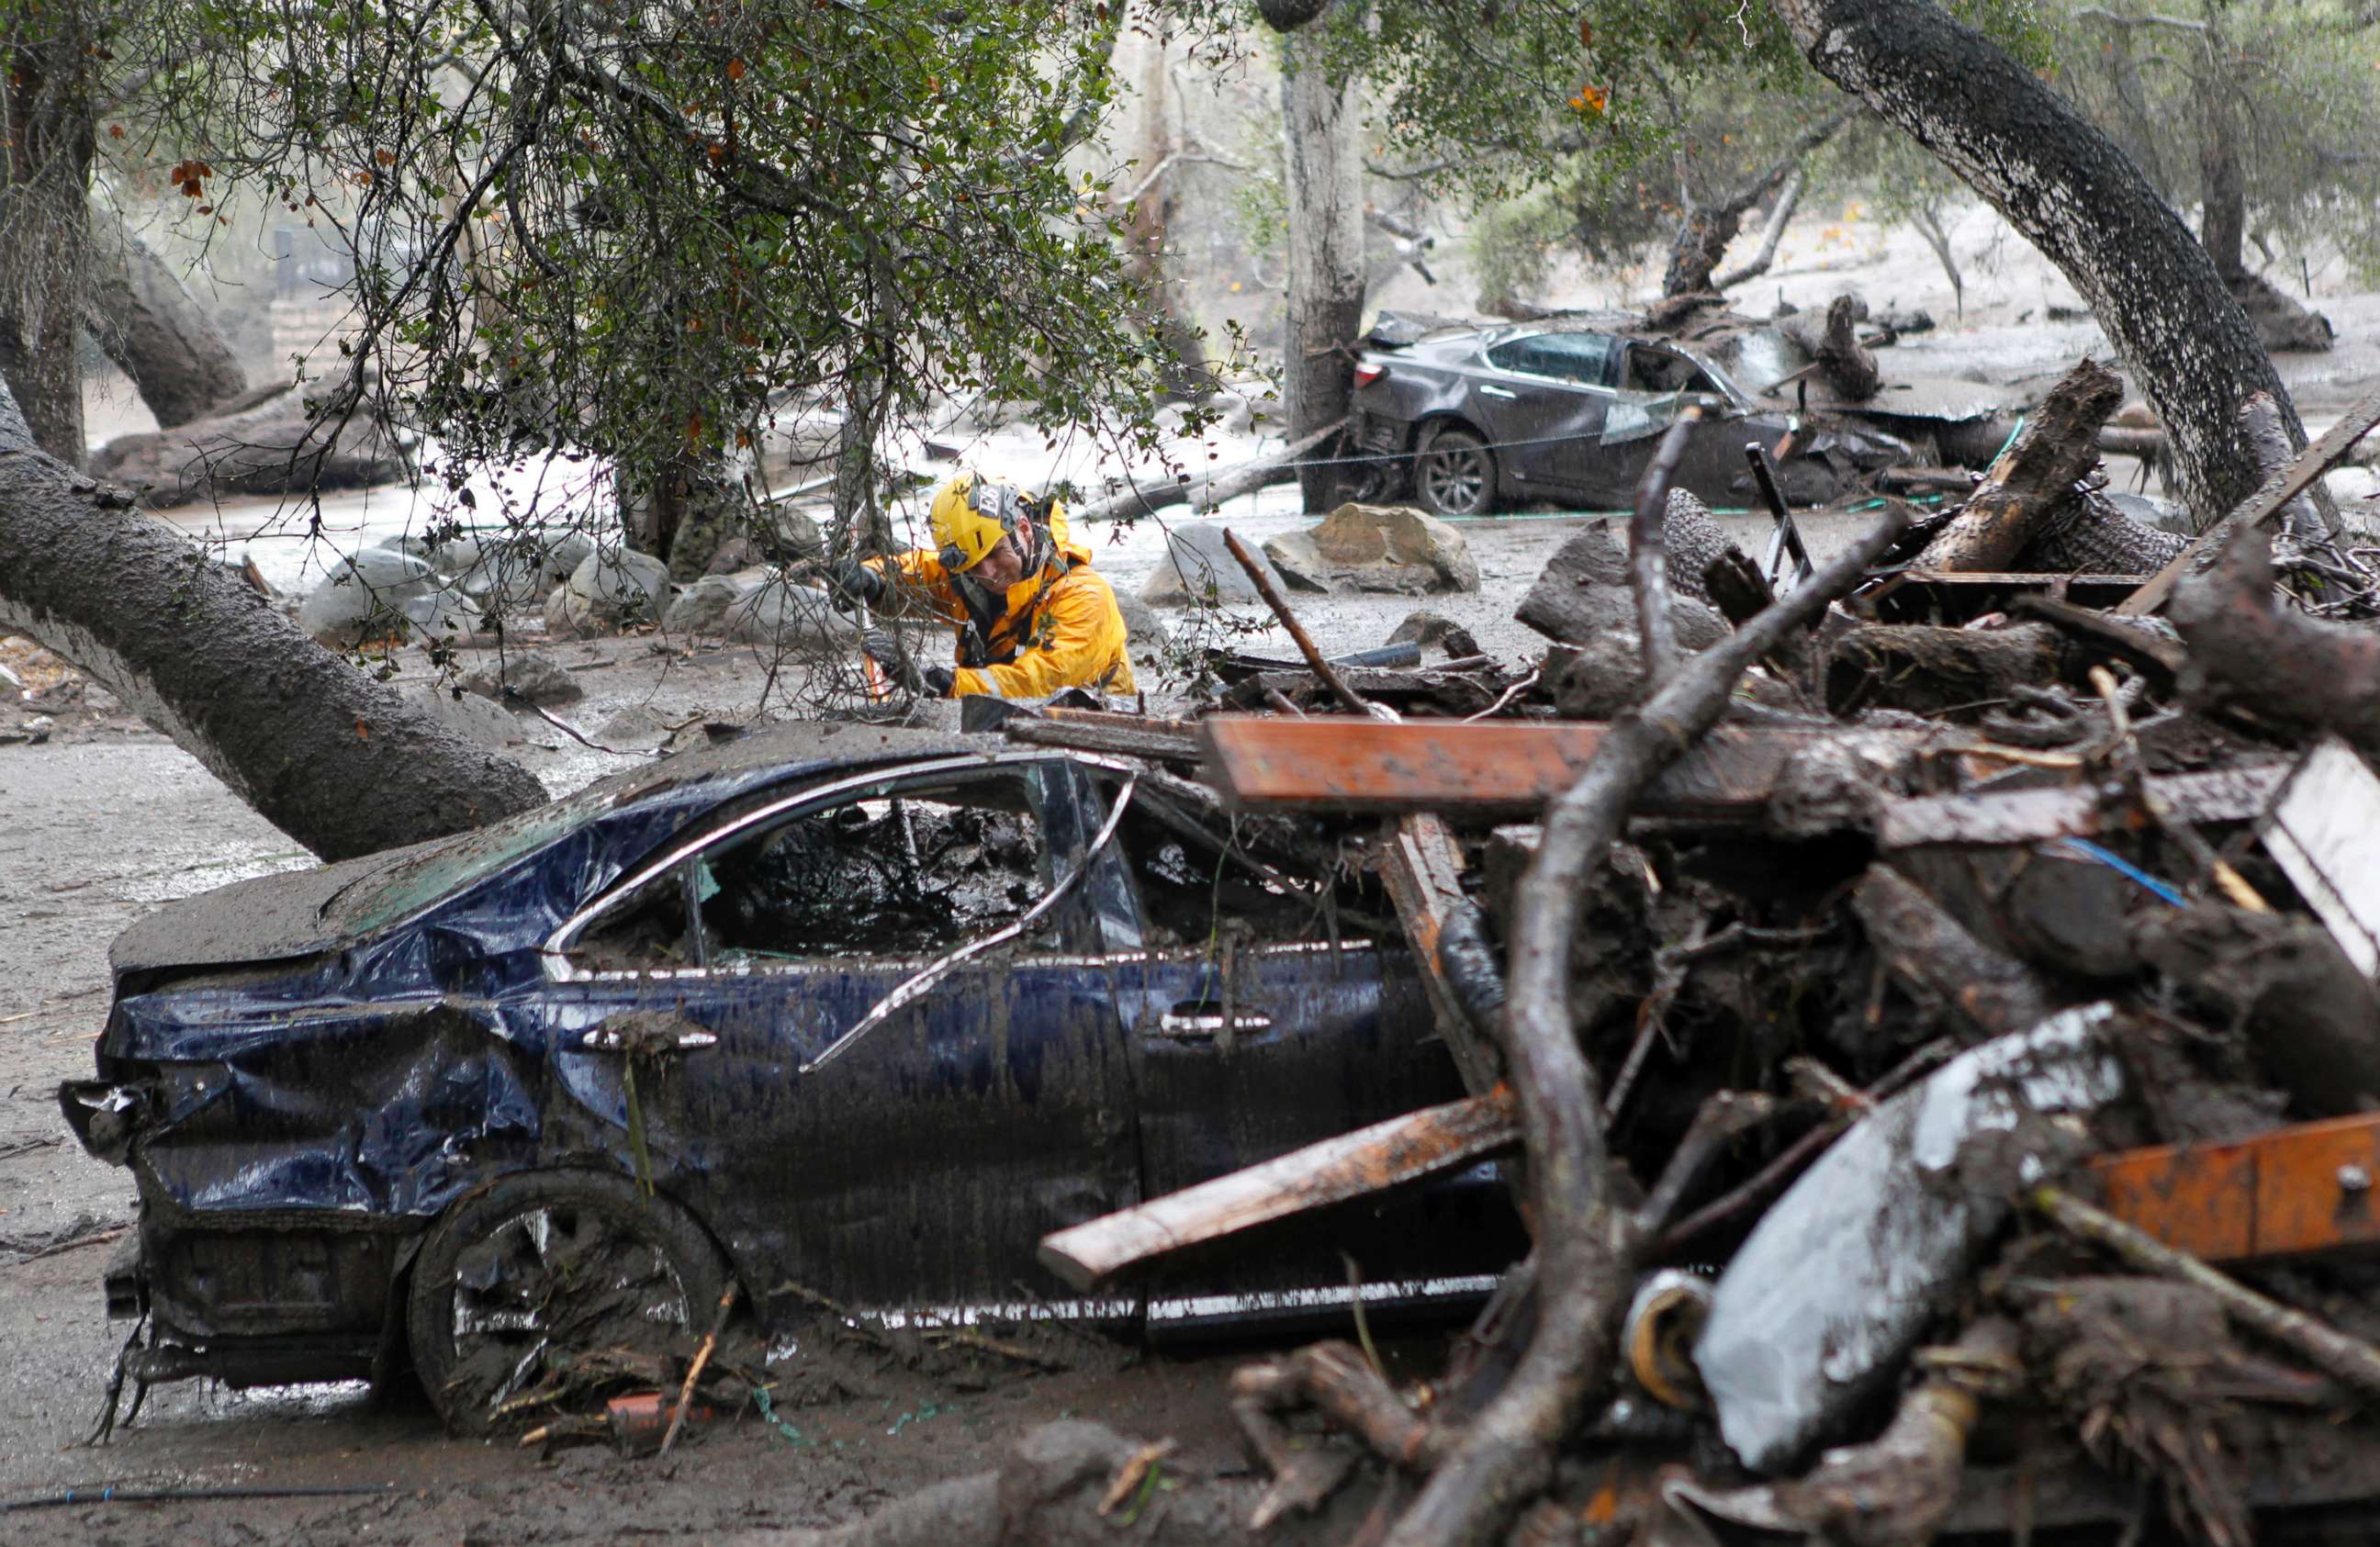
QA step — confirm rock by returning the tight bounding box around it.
[1388,610,1481,659]
[764,505,825,562]
[664,573,756,636]
[704,535,763,575]
[1139,521,1279,606]
[546,547,672,637]
[401,682,531,747]
[432,535,483,577]
[1516,521,1729,652]
[1114,590,1173,659]
[460,650,583,707]
[596,704,671,746]
[457,531,598,609]
[298,549,444,646]
[1260,503,1480,597]
[721,579,859,652]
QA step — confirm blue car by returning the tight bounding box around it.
[62,725,1519,1430]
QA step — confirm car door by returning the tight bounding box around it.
[1477,331,1622,499]
[1065,768,1521,1330]
[522,755,1140,1324]
[1600,342,1747,505]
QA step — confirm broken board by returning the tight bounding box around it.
[2262,736,2380,978]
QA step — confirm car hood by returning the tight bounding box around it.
[108,835,462,976]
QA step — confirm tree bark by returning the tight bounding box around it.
[1666,114,1847,298]
[1768,0,2313,530]
[0,379,546,862]
[1118,29,1212,398]
[1712,169,1806,292]
[83,202,248,429]
[1909,356,2123,572]
[1279,28,1366,514]
[0,2,96,465]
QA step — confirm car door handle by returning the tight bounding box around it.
[1157,1003,1274,1039]
[1477,385,1517,399]
[580,1015,719,1053]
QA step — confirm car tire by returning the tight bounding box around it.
[407,1170,728,1435]
[1412,424,1498,518]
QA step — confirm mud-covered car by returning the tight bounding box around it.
[61,726,1520,1429]
[1346,319,1912,515]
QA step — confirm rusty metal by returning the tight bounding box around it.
[1202,717,1905,818]
[2091,1111,2380,1264]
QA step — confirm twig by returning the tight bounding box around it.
[924,1328,1069,1371]
[1628,411,1703,691]
[16,1227,129,1262]
[1464,667,1541,723]
[1220,529,1394,723]
[2031,1183,2380,1398]
[1633,1092,1779,1238]
[659,1281,739,1456]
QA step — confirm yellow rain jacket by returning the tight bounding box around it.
[876,504,1137,700]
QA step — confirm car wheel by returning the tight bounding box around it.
[407,1170,728,1435]
[1413,425,1498,518]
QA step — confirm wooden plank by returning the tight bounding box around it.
[1002,710,1201,762]
[1378,813,1503,1095]
[1877,763,2287,850]
[1201,718,1881,818]
[2262,737,2380,979]
[1035,1086,1519,1290]
[2115,383,2380,617]
[2090,1111,2380,1263]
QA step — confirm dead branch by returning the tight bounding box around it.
[1222,527,1389,721]
[1628,413,1705,690]
[1779,294,1880,400]
[1852,867,2056,1038]
[2031,1184,2380,1400]
[1377,497,1911,1547]
[1074,420,1344,524]
[1909,357,2123,573]
[2170,529,2380,763]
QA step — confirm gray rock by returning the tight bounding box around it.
[547,547,672,637]
[1139,521,1279,606]
[298,549,444,645]
[1261,503,1480,597]
[664,574,755,636]
[461,649,583,707]
[596,704,672,746]
[765,505,825,561]
[401,681,531,747]
[456,531,598,609]
[431,535,483,576]
[1516,521,1728,652]
[722,579,859,653]
[1388,610,1481,659]
[1114,590,1173,658]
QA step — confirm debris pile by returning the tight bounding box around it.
[999,366,2380,1544]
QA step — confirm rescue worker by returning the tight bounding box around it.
[826,471,1136,700]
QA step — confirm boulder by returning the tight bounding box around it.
[401,681,532,748]
[461,650,583,708]
[1260,503,1480,596]
[298,548,452,646]
[432,535,483,577]
[721,579,860,653]
[1115,590,1173,660]
[546,547,672,637]
[1516,521,1728,652]
[457,531,598,610]
[1388,610,1481,659]
[664,573,756,636]
[1139,521,1279,607]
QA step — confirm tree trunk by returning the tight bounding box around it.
[0,3,96,465]
[0,380,546,861]
[1712,169,1805,292]
[1279,28,1365,514]
[84,201,249,429]
[1118,28,1212,398]
[1768,0,2317,531]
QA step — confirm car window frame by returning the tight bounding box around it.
[1483,331,1619,391]
[544,750,1121,983]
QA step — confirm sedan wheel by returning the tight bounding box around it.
[408,1171,727,1435]
[1413,425,1498,518]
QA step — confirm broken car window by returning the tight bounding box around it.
[578,861,700,973]
[1100,780,1377,951]
[693,778,1051,964]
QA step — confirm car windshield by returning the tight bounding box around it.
[320,781,628,934]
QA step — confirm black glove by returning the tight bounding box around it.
[863,627,958,697]
[826,556,886,610]
[920,664,956,696]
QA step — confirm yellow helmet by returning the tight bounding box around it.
[928,472,1027,573]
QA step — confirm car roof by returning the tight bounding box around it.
[110,724,1016,975]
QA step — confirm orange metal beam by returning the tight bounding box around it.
[1199,717,1884,817]
[2089,1111,2380,1264]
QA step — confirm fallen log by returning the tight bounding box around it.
[2170,530,2380,763]
[1907,357,2123,574]
[88,372,412,507]
[1778,294,1880,401]
[1824,621,2067,717]
[1036,1086,1518,1291]
[1851,867,2055,1038]
[1000,709,1201,762]
[1072,419,1343,525]
[1876,762,2286,850]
